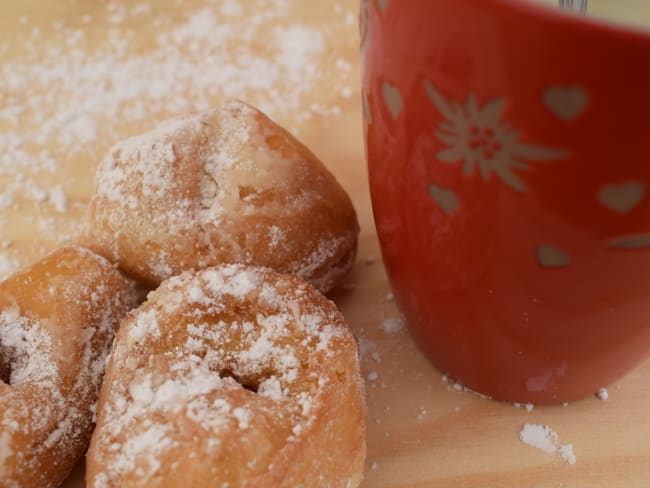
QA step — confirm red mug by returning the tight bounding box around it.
[362,0,650,403]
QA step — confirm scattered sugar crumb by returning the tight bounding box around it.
[232,407,251,429]
[0,253,20,278]
[370,351,381,363]
[364,256,375,265]
[441,375,492,400]
[514,402,534,412]
[380,316,404,334]
[519,424,576,465]
[416,406,427,421]
[384,292,394,301]
[559,444,576,465]
[131,4,152,16]
[596,388,608,401]
[367,371,378,382]
[0,193,14,210]
[48,185,67,213]
[370,461,378,470]
[357,337,376,358]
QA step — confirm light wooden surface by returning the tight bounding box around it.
[1,1,649,487]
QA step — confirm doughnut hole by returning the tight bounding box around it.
[0,355,10,384]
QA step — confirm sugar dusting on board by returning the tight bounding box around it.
[1,1,327,175]
[519,424,576,465]
[380,316,404,334]
[0,0,357,261]
[0,253,20,280]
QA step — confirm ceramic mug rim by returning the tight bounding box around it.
[487,0,650,44]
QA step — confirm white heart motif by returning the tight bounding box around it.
[382,81,403,119]
[598,182,646,213]
[537,244,571,268]
[428,184,459,215]
[543,86,590,121]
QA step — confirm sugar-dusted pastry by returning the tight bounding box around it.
[82,100,359,293]
[87,264,366,487]
[0,246,137,488]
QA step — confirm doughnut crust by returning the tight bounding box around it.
[0,246,137,488]
[82,100,359,293]
[87,264,366,487]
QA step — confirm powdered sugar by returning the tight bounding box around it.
[0,254,21,281]
[0,431,12,475]
[257,376,283,401]
[273,25,323,81]
[380,316,404,334]
[202,265,259,299]
[112,424,176,480]
[48,186,67,213]
[513,402,535,412]
[519,424,557,454]
[519,423,576,465]
[0,0,326,177]
[558,443,576,465]
[126,309,161,347]
[232,407,252,429]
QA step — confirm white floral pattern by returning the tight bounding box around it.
[423,80,570,192]
[360,0,370,53]
[382,81,403,119]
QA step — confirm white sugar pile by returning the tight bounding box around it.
[596,387,609,401]
[519,423,576,465]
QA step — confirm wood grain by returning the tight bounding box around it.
[1,1,649,487]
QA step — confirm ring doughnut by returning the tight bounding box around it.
[87,264,366,487]
[0,246,137,488]
[82,100,359,293]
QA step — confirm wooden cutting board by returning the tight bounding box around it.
[1,1,649,487]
